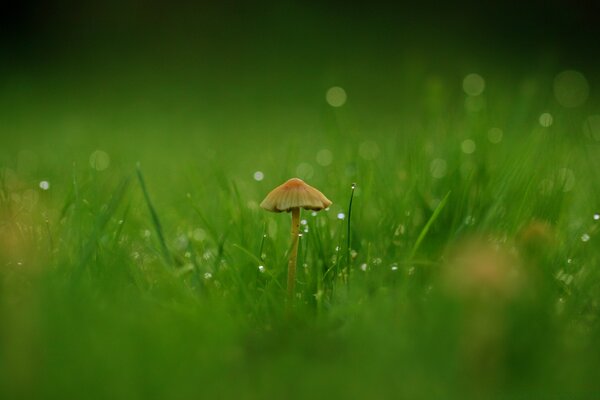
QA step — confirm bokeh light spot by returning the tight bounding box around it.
[39,181,50,190]
[89,150,110,171]
[430,158,448,179]
[358,141,380,160]
[462,73,485,96]
[253,171,264,181]
[465,96,485,112]
[557,168,575,192]
[539,113,553,127]
[316,149,333,166]
[326,86,347,107]
[296,163,314,180]
[461,139,476,154]
[553,70,589,108]
[487,128,503,144]
[583,115,600,141]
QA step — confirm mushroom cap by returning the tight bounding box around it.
[260,178,332,213]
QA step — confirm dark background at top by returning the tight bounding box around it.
[2,0,599,70]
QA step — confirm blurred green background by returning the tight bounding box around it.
[1,1,600,399]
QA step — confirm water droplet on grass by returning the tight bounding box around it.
[337,212,345,220]
[39,180,50,190]
[258,265,265,273]
[204,272,213,280]
[593,214,599,221]
[581,233,590,242]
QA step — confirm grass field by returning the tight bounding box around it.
[2,21,600,398]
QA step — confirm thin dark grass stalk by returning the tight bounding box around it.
[346,182,356,289]
[136,164,173,268]
[258,221,267,261]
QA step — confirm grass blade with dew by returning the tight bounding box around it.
[136,163,174,268]
[346,182,357,289]
[408,191,451,261]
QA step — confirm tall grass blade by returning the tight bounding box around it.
[136,164,174,268]
[408,191,451,261]
[346,182,356,288]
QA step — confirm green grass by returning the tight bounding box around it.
[1,65,600,399]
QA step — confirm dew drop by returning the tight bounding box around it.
[39,180,50,190]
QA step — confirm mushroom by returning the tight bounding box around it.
[260,178,332,303]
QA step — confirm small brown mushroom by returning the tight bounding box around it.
[260,178,332,303]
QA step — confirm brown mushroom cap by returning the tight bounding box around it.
[260,178,332,213]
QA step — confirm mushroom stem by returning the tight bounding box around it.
[287,207,301,303]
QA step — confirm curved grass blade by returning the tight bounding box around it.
[136,164,173,268]
[408,191,451,261]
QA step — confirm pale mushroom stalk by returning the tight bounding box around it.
[260,178,332,305]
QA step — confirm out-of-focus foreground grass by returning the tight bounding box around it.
[1,51,600,398]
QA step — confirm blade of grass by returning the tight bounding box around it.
[408,191,451,261]
[346,182,356,289]
[136,164,173,268]
[76,176,131,272]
